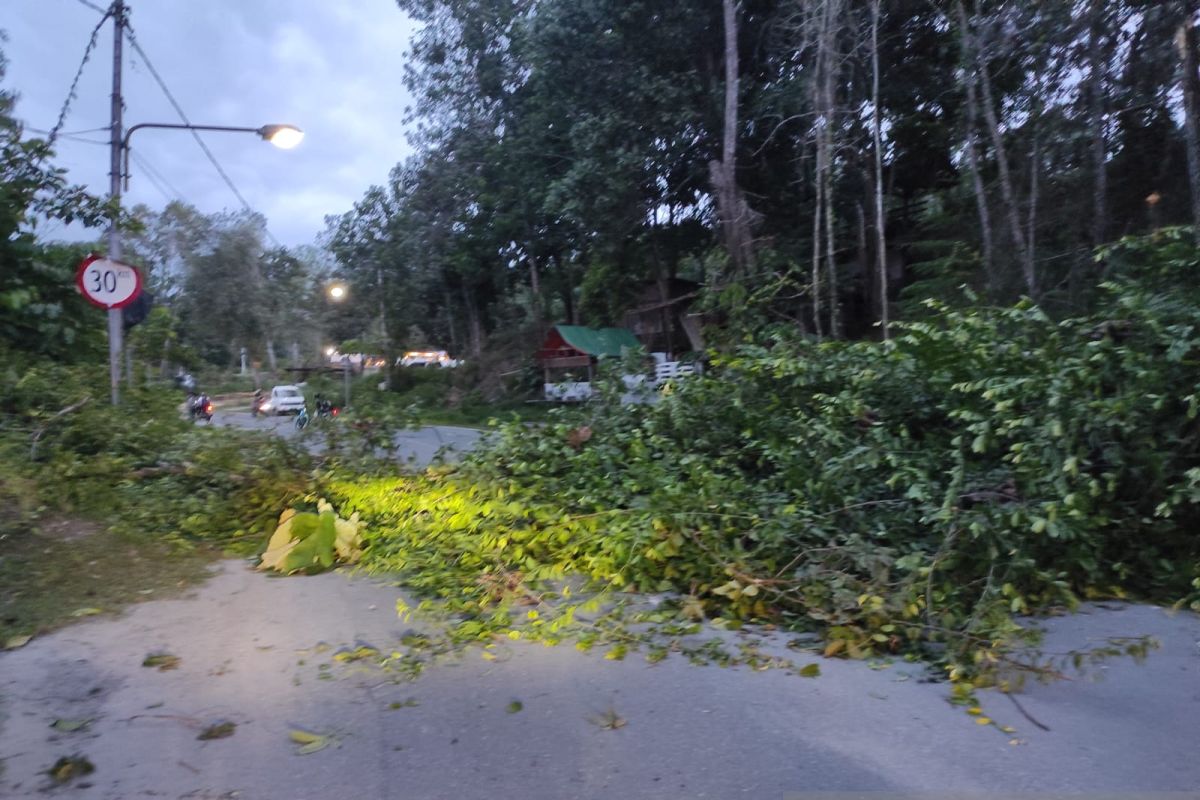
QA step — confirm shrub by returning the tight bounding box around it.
[343,230,1200,683]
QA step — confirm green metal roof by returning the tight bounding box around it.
[555,325,641,357]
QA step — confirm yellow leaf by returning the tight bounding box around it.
[288,729,324,744]
[297,739,329,755]
[824,639,846,657]
[975,717,992,725]
[967,706,982,715]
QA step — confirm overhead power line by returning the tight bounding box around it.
[44,6,112,152]
[73,0,109,14]
[122,18,282,246]
[131,149,184,202]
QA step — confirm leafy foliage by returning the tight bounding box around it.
[258,501,363,575]
[0,363,315,553]
[336,242,1198,684]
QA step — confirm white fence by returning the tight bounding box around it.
[543,358,702,403]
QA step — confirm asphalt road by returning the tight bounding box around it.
[1,562,1198,799]
[208,403,485,468]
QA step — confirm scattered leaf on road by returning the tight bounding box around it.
[197,721,236,740]
[333,645,379,663]
[506,700,523,714]
[289,728,334,755]
[47,755,94,783]
[388,698,419,710]
[142,652,181,671]
[71,607,103,617]
[798,663,821,678]
[591,707,626,730]
[4,634,32,650]
[50,719,92,733]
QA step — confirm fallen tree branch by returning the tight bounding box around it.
[29,396,91,461]
[1005,689,1051,731]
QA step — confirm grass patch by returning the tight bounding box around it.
[0,520,218,642]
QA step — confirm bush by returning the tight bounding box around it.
[1,364,315,552]
[340,230,1200,684]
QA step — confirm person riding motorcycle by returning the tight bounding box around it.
[190,392,213,422]
[251,388,266,417]
[315,394,334,418]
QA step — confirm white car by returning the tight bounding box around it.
[263,385,306,416]
[396,350,460,368]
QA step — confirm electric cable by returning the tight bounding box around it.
[72,0,109,14]
[122,18,282,246]
[44,6,112,151]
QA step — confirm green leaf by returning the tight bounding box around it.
[50,718,92,732]
[197,721,236,740]
[142,652,181,671]
[798,663,821,678]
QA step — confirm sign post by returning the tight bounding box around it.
[76,254,142,405]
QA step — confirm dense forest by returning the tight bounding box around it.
[318,0,1200,358]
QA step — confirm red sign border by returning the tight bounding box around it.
[75,253,143,310]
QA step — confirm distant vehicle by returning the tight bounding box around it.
[396,349,460,368]
[262,385,306,416]
[188,393,213,423]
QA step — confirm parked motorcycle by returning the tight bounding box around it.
[295,406,310,430]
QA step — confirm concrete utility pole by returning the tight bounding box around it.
[107,0,126,405]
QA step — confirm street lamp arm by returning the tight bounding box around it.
[122,122,304,188]
[123,122,267,150]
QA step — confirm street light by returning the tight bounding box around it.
[122,122,304,189]
[327,282,347,301]
[99,3,304,405]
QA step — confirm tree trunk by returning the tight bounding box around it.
[819,0,842,337]
[709,0,758,276]
[461,283,484,359]
[959,0,1035,297]
[811,142,824,340]
[444,285,460,354]
[962,71,996,293]
[266,338,278,372]
[1027,126,1039,284]
[1176,9,1200,242]
[870,0,889,339]
[1088,0,1108,249]
[528,255,543,332]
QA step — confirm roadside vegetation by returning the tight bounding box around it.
[0,360,314,643]
[322,231,1200,692]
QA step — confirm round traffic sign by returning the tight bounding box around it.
[75,254,142,309]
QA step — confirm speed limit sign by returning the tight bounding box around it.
[75,254,142,309]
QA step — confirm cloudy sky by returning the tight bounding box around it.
[5,0,419,246]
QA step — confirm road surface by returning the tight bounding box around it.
[209,403,484,468]
[1,560,1198,798]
